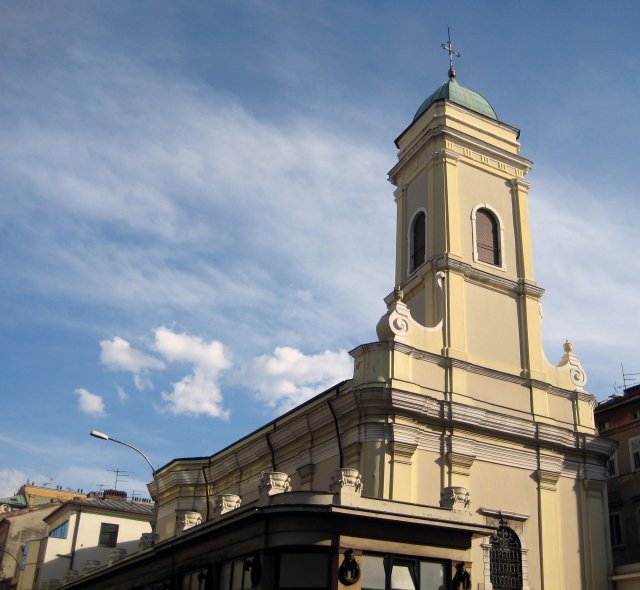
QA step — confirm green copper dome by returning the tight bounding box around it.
[413,77,497,122]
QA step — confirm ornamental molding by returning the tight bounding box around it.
[376,284,443,343]
[364,339,596,407]
[175,510,202,535]
[582,478,607,496]
[385,388,607,460]
[432,147,461,165]
[447,451,476,476]
[449,357,529,386]
[390,441,419,465]
[389,117,530,187]
[213,493,241,516]
[440,486,471,511]
[259,470,292,496]
[393,184,408,203]
[537,469,561,491]
[556,341,588,392]
[431,255,545,299]
[107,548,127,566]
[389,401,604,478]
[479,507,530,522]
[509,178,531,191]
[331,468,363,495]
[138,533,159,550]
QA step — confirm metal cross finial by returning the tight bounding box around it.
[441,27,460,79]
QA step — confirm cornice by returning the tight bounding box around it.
[449,356,527,386]
[389,116,531,187]
[479,507,530,522]
[352,339,598,408]
[385,388,607,460]
[433,255,545,298]
[509,178,531,191]
[440,125,531,172]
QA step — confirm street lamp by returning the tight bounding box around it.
[89,431,155,474]
[89,430,158,544]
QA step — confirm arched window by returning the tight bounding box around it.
[410,211,426,271]
[489,525,522,589]
[475,208,500,266]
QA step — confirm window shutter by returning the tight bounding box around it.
[476,209,500,265]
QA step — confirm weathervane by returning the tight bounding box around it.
[441,27,460,79]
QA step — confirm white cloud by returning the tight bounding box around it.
[0,468,29,497]
[242,346,353,411]
[160,371,229,420]
[153,326,230,372]
[153,326,231,418]
[116,385,129,402]
[75,387,106,416]
[0,58,392,355]
[100,336,165,390]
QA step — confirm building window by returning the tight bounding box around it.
[361,554,446,590]
[219,557,253,590]
[633,410,640,421]
[629,437,640,471]
[278,552,329,589]
[607,452,618,478]
[610,513,623,547]
[98,523,119,547]
[475,208,500,266]
[489,525,522,590]
[410,211,426,272]
[49,521,69,539]
[598,420,610,431]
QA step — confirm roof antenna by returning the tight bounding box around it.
[621,362,640,391]
[441,27,460,79]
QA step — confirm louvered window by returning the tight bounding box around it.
[489,525,522,590]
[49,521,69,539]
[411,212,426,271]
[476,208,500,265]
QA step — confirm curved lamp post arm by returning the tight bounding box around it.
[89,431,155,475]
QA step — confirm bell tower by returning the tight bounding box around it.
[371,47,592,415]
[386,65,545,379]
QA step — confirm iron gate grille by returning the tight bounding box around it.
[489,525,522,590]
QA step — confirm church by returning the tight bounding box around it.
[58,50,613,590]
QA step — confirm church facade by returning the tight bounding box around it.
[58,69,613,590]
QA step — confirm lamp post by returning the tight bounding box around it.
[89,430,158,545]
[89,431,155,474]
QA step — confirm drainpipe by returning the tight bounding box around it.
[328,392,344,468]
[266,425,277,471]
[202,458,212,522]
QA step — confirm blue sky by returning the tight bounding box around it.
[2,1,639,498]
